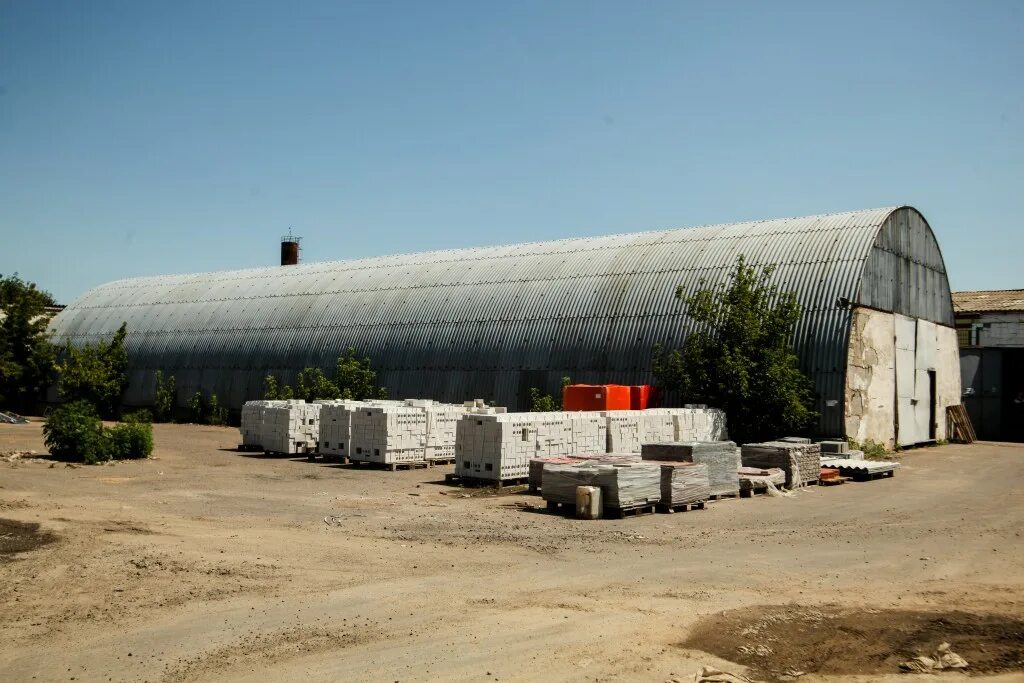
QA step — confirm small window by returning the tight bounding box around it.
[374,448,380,456]
[485,463,493,471]
[356,447,362,454]
[340,442,344,449]
[323,442,329,448]
[464,462,471,469]
[522,428,529,441]
[308,419,314,425]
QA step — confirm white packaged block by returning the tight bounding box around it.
[455,411,607,481]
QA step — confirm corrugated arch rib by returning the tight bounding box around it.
[50,206,936,436]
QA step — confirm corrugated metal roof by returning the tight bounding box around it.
[48,206,954,436]
[953,290,1024,314]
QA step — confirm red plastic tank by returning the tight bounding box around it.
[562,384,632,411]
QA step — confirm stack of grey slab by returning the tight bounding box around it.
[818,440,864,460]
[737,466,786,492]
[778,436,812,444]
[541,462,661,509]
[528,453,640,492]
[741,441,821,488]
[640,441,739,497]
[657,462,710,505]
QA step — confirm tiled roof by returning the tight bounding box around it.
[953,289,1024,313]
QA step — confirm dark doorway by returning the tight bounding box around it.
[928,370,937,441]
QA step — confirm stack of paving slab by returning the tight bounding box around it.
[737,466,786,493]
[528,453,641,492]
[261,400,322,454]
[239,399,289,448]
[656,462,710,506]
[541,462,662,509]
[817,440,864,460]
[604,408,728,453]
[455,411,607,482]
[740,441,821,488]
[640,441,739,497]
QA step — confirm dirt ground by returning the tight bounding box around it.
[1,422,1022,682]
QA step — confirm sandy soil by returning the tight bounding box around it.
[0,421,1022,682]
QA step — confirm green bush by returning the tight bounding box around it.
[103,421,153,460]
[123,409,152,424]
[153,371,176,422]
[529,376,571,412]
[206,394,227,425]
[43,401,105,464]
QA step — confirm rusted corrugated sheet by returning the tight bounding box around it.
[47,206,954,435]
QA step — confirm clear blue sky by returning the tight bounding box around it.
[1,0,1021,303]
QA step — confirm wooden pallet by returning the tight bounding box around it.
[307,453,349,464]
[607,503,657,519]
[707,490,741,501]
[848,469,895,482]
[350,460,430,471]
[947,404,977,443]
[237,444,263,452]
[817,476,851,486]
[544,500,657,518]
[656,500,706,513]
[445,473,529,488]
[739,485,774,498]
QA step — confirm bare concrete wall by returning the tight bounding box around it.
[845,307,896,448]
[845,306,961,447]
[934,324,961,441]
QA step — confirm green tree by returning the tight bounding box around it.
[263,374,280,400]
[295,367,340,402]
[335,347,387,400]
[57,322,129,418]
[0,274,58,412]
[189,390,205,423]
[529,376,571,412]
[653,255,817,444]
[153,371,176,422]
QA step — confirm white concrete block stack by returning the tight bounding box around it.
[604,410,676,453]
[423,403,479,462]
[318,399,403,458]
[239,399,289,448]
[261,400,322,454]
[455,411,607,482]
[349,404,429,464]
[673,407,729,442]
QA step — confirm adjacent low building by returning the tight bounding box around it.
[954,289,1024,441]
[48,206,960,446]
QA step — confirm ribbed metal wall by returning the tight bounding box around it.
[48,206,954,435]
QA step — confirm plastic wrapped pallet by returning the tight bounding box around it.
[657,462,710,505]
[455,411,607,482]
[528,453,640,491]
[741,441,821,488]
[737,466,786,492]
[261,401,321,454]
[640,441,739,496]
[541,462,661,508]
[818,440,848,455]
